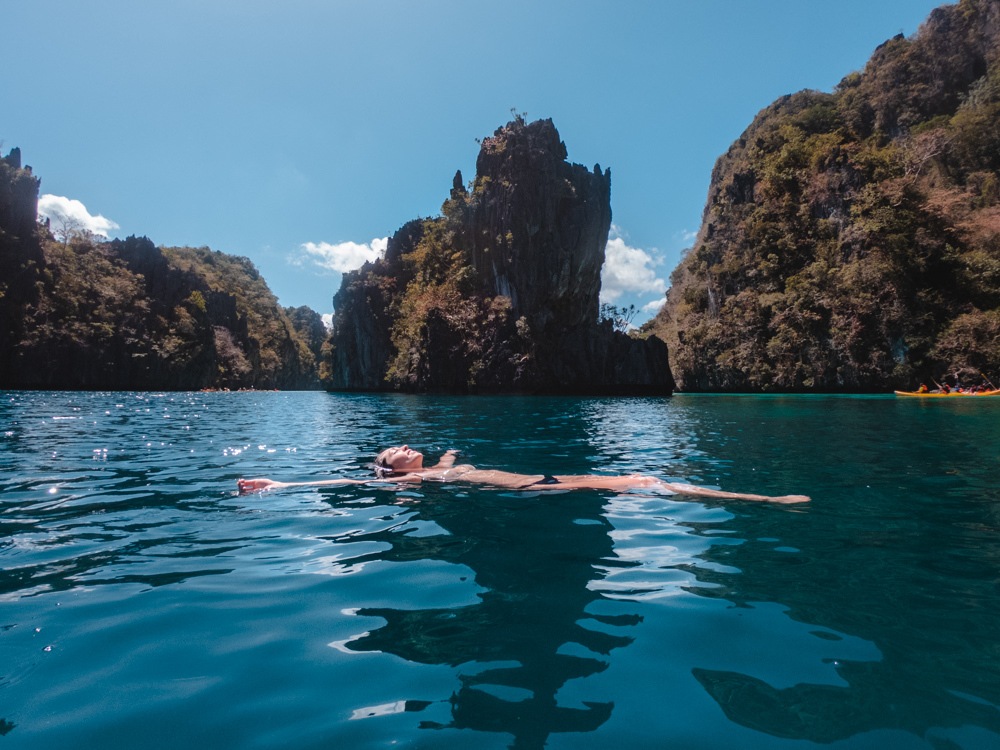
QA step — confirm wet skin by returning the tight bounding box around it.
[238,446,810,504]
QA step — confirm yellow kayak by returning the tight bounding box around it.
[894,389,1000,397]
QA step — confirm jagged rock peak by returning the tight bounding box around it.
[3,148,23,170]
[468,117,612,332]
[327,116,672,395]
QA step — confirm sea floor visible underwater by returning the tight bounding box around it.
[1,390,999,749]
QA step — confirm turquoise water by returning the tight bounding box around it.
[1,391,999,749]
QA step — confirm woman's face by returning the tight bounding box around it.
[382,445,423,472]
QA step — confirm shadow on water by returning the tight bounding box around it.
[669,396,1000,745]
[340,491,633,747]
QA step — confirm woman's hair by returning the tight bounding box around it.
[373,447,397,478]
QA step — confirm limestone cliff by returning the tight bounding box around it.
[651,0,1000,391]
[468,120,609,333]
[0,152,323,390]
[0,149,41,245]
[327,117,673,394]
[0,148,45,373]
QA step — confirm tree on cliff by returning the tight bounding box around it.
[327,117,673,395]
[650,0,1000,392]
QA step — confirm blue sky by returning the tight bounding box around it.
[3,0,948,323]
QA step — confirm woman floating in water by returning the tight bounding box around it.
[237,445,810,504]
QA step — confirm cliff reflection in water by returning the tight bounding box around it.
[674,400,1000,744]
[336,489,638,747]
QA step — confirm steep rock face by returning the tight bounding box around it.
[469,119,610,332]
[0,149,45,383]
[328,117,672,394]
[653,0,1000,392]
[327,221,417,390]
[0,148,41,245]
[285,304,330,380]
[120,241,321,390]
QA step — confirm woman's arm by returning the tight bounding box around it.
[237,477,366,494]
[376,472,424,483]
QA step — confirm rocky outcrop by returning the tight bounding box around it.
[328,220,420,390]
[0,147,43,280]
[0,149,45,382]
[652,0,1000,392]
[0,148,41,244]
[468,120,610,332]
[285,305,329,370]
[327,117,673,394]
[3,234,324,391]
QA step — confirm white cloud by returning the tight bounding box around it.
[600,229,666,304]
[321,313,333,330]
[37,194,119,238]
[642,297,666,314]
[297,237,388,273]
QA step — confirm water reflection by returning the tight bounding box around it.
[684,529,1000,742]
[5,392,999,747]
[693,664,1000,743]
[669,397,1000,744]
[337,489,636,747]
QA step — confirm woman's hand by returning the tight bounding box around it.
[237,477,286,494]
[435,449,460,469]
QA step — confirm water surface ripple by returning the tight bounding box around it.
[1,391,998,749]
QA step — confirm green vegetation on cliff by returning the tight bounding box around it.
[0,152,322,390]
[653,0,1000,391]
[330,199,535,393]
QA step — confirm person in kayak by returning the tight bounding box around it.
[237,445,809,504]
